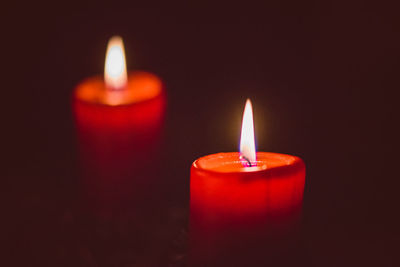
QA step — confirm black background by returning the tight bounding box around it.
[2,0,399,266]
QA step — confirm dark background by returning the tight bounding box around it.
[2,0,399,266]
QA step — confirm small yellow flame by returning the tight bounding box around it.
[104,36,128,90]
[240,99,256,165]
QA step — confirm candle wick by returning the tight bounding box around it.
[240,155,253,167]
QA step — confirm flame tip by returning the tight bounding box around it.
[109,35,123,42]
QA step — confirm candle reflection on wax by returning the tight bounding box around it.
[73,36,166,218]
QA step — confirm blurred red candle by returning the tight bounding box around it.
[73,36,166,217]
[189,100,306,266]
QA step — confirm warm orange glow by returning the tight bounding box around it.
[240,99,256,166]
[74,72,163,106]
[104,36,128,90]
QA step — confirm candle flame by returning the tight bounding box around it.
[104,36,128,90]
[240,99,256,166]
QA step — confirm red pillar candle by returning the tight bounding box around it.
[189,100,306,266]
[73,36,165,218]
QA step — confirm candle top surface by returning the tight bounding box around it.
[193,152,303,175]
[74,71,162,106]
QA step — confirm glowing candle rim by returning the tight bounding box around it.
[192,152,305,177]
[74,71,163,106]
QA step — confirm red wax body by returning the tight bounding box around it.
[189,152,305,266]
[73,71,165,218]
